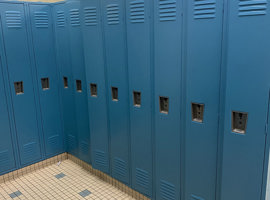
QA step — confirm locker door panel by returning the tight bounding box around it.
[126,0,152,196]
[154,0,182,199]
[184,0,224,199]
[102,0,130,184]
[66,1,91,164]
[221,1,270,199]
[0,3,42,166]
[29,4,64,157]
[53,3,78,156]
[81,0,109,173]
[0,60,16,175]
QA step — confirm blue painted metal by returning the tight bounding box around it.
[153,0,182,199]
[220,0,270,199]
[183,0,224,199]
[81,0,109,173]
[53,2,78,156]
[101,0,130,184]
[0,52,16,175]
[28,3,64,157]
[0,2,42,166]
[66,0,91,164]
[126,0,153,196]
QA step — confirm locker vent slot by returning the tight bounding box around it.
[41,78,49,90]
[84,7,97,26]
[191,194,205,200]
[130,0,145,23]
[5,11,22,29]
[63,77,68,88]
[56,11,65,27]
[48,134,59,148]
[14,81,24,95]
[159,0,177,22]
[232,111,248,134]
[160,180,175,200]
[159,96,169,114]
[23,142,38,161]
[34,11,49,28]
[80,141,89,156]
[133,91,141,107]
[194,0,216,19]
[0,150,9,169]
[192,103,204,123]
[70,9,80,27]
[238,0,267,17]
[94,150,107,167]
[107,4,120,25]
[67,134,76,150]
[76,80,82,92]
[135,168,149,189]
[90,83,98,97]
[114,157,127,177]
[111,87,118,101]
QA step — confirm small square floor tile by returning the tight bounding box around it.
[55,173,66,179]
[9,190,22,198]
[79,189,91,198]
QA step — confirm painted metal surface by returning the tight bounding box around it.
[153,0,182,199]
[66,0,91,164]
[28,3,64,157]
[81,0,109,173]
[0,2,42,166]
[126,0,153,197]
[53,2,78,156]
[101,0,130,185]
[184,0,224,199]
[220,0,270,199]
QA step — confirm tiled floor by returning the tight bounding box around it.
[0,160,136,200]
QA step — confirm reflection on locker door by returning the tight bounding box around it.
[0,55,16,175]
[154,0,182,199]
[53,3,78,156]
[220,0,270,199]
[29,3,64,157]
[102,0,130,184]
[184,0,224,199]
[81,0,110,173]
[126,0,153,197]
[0,2,42,166]
[66,1,91,164]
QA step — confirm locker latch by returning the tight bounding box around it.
[192,103,204,123]
[232,111,248,134]
[133,91,141,107]
[159,96,169,114]
[111,87,118,101]
[76,80,82,92]
[41,78,49,90]
[14,81,24,95]
[90,83,97,97]
[63,77,68,88]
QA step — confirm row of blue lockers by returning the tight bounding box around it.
[0,0,270,200]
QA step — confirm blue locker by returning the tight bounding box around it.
[0,54,16,175]
[28,3,64,157]
[220,0,270,199]
[81,0,109,173]
[126,0,153,196]
[154,0,182,199]
[66,1,91,164]
[184,0,224,199]
[0,2,42,166]
[53,2,78,156]
[102,0,130,184]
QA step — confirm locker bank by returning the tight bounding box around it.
[0,0,269,199]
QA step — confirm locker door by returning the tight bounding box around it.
[102,0,130,184]
[29,3,64,157]
[0,3,42,166]
[220,0,270,199]
[0,55,16,175]
[184,0,224,199]
[81,0,109,173]
[53,3,78,156]
[126,0,152,196]
[66,1,91,164]
[154,0,182,199]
